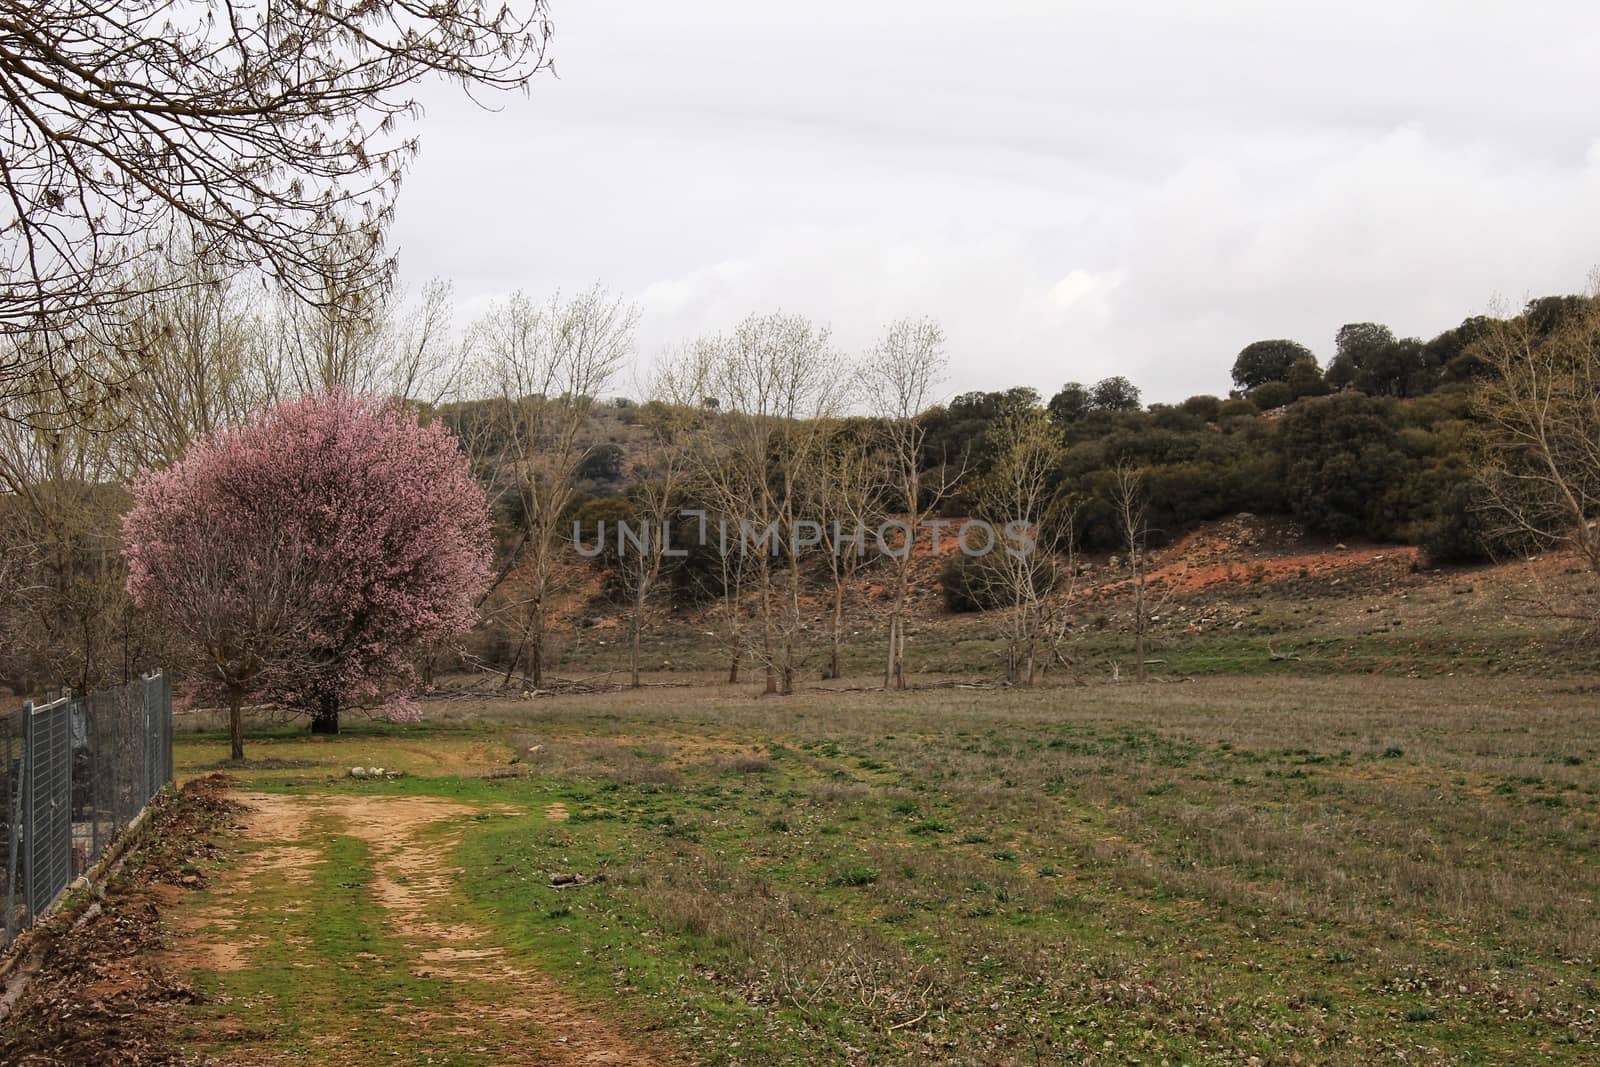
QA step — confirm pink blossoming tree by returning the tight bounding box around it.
[124,392,491,756]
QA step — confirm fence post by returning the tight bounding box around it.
[161,672,173,788]
[143,675,153,804]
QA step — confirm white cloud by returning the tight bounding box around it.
[390,1,1600,404]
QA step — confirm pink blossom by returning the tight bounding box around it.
[124,391,491,731]
[378,695,425,723]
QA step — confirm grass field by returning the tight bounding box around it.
[162,674,1600,1065]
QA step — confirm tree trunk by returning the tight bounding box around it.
[829,582,843,680]
[889,607,902,694]
[727,644,740,684]
[885,569,911,691]
[758,560,776,694]
[311,691,340,734]
[521,560,547,689]
[228,685,245,762]
[528,603,545,688]
[499,641,523,689]
[1134,574,1148,683]
[895,621,906,690]
[629,610,642,689]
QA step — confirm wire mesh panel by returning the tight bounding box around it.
[143,673,170,806]
[24,698,73,922]
[0,671,173,951]
[77,675,168,878]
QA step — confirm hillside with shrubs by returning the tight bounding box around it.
[6,285,1598,701]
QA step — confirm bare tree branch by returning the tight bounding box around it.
[0,0,551,400]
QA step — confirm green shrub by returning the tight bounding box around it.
[1180,394,1223,421]
[1248,381,1295,411]
[830,865,880,887]
[940,553,1058,613]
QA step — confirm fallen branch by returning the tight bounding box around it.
[886,1009,929,1032]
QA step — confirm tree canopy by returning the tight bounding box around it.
[1232,339,1315,390]
[123,391,492,743]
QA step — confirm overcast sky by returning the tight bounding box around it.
[390,0,1600,404]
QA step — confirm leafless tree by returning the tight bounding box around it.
[970,406,1076,686]
[614,391,700,688]
[646,342,753,682]
[863,317,956,690]
[475,286,636,687]
[1473,294,1600,609]
[0,371,137,694]
[661,340,753,681]
[263,229,462,406]
[0,0,551,407]
[99,255,264,472]
[813,421,881,680]
[1112,463,1153,682]
[693,313,846,694]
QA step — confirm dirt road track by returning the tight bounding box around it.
[179,791,668,1066]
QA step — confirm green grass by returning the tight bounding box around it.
[181,815,498,1063]
[541,567,1600,682]
[175,674,1600,1064]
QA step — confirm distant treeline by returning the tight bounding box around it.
[448,299,1600,573]
[929,299,1597,560]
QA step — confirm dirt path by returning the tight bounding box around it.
[175,791,668,1066]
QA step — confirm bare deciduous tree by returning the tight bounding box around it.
[864,317,954,690]
[970,406,1076,686]
[614,392,700,689]
[1474,294,1600,605]
[103,257,263,472]
[694,313,846,694]
[0,0,551,403]
[476,286,636,687]
[0,372,138,694]
[814,422,881,680]
[265,230,462,407]
[1112,463,1154,682]
[651,342,753,683]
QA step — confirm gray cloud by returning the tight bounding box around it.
[390,0,1600,402]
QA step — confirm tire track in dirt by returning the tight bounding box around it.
[175,792,319,972]
[181,791,669,1066]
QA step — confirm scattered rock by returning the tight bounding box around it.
[547,871,607,889]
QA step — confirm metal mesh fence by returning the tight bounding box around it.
[24,700,72,925]
[1,670,172,952]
